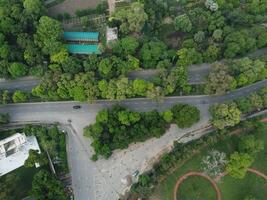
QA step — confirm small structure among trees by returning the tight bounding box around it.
[0,133,41,176]
[63,31,101,54]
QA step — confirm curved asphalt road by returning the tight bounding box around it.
[0,80,266,200]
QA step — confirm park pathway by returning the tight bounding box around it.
[174,168,267,200]
[173,171,222,200]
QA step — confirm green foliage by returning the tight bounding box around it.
[84,104,199,159]
[171,104,200,128]
[23,0,45,16]
[230,57,267,87]
[194,31,205,43]
[0,173,20,200]
[112,2,148,34]
[112,36,139,56]
[12,90,28,103]
[23,125,68,172]
[8,63,28,78]
[177,48,203,66]
[35,16,65,56]
[205,63,236,95]
[238,135,264,156]
[0,113,9,124]
[174,14,192,32]
[31,170,67,200]
[140,41,169,69]
[162,110,173,123]
[210,103,241,129]
[226,152,253,179]
[24,149,48,168]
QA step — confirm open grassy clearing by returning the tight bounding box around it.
[153,121,267,200]
[48,0,103,17]
[176,176,217,200]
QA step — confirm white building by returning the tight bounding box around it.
[0,133,41,176]
[106,27,118,43]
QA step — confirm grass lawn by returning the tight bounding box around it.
[176,176,217,200]
[153,122,267,200]
[0,166,41,199]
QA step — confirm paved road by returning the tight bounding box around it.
[129,47,267,85]
[0,80,266,200]
[0,77,40,91]
[1,47,266,92]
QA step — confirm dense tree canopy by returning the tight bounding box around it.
[84,104,200,159]
[112,2,148,34]
[210,103,241,129]
[31,170,67,200]
[226,152,253,179]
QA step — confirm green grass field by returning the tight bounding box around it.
[0,166,41,199]
[153,122,267,200]
[176,176,217,200]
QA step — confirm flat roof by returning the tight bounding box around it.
[0,136,40,176]
[67,44,100,54]
[64,32,99,41]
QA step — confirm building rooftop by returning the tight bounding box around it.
[0,134,40,176]
[64,32,99,41]
[106,27,118,43]
[67,44,100,54]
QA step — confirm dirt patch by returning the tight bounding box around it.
[48,0,103,17]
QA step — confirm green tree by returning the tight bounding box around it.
[210,103,241,129]
[226,152,253,179]
[96,109,109,123]
[31,170,67,200]
[162,110,173,123]
[212,29,223,41]
[35,16,64,55]
[249,93,263,111]
[244,196,258,200]
[50,48,69,64]
[194,31,205,43]
[8,63,28,78]
[177,48,203,66]
[203,45,220,63]
[23,0,44,16]
[24,149,48,168]
[112,2,148,34]
[205,63,236,95]
[133,79,149,96]
[112,36,139,56]
[0,113,9,124]
[140,41,168,69]
[12,90,28,103]
[238,135,264,156]
[174,14,192,32]
[171,104,200,128]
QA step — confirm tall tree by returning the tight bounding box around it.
[112,2,148,34]
[210,103,241,129]
[226,152,253,179]
[31,170,67,200]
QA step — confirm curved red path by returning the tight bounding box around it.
[174,168,267,200]
[173,171,222,200]
[248,168,267,180]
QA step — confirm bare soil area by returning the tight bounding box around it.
[48,0,103,17]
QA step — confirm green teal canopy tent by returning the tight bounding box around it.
[66,44,100,54]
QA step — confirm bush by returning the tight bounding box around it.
[84,104,200,159]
